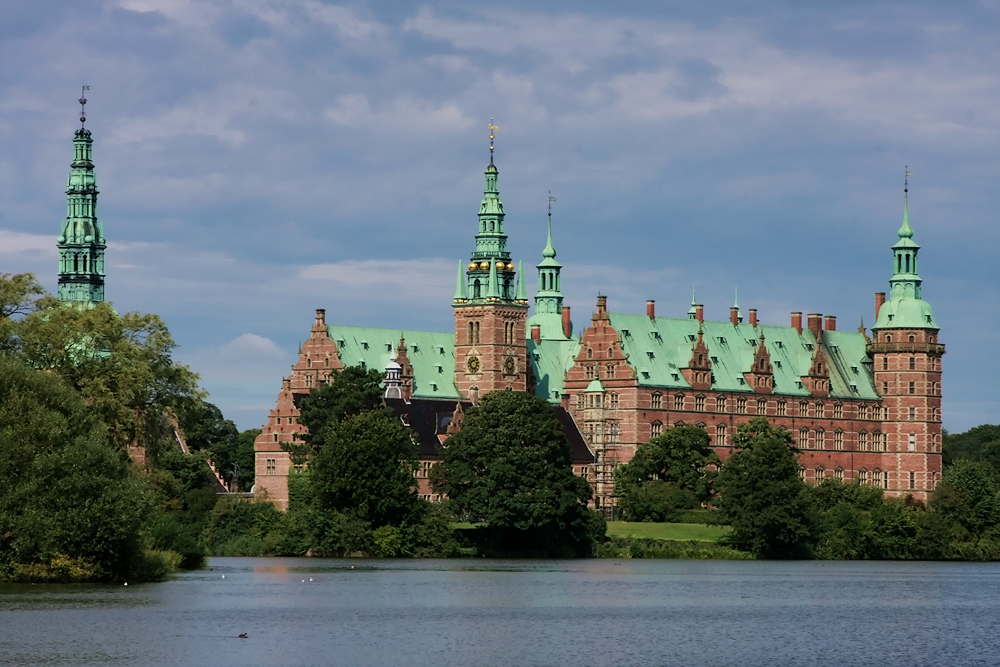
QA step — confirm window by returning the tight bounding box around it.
[799,401,809,416]
[266,458,276,475]
[873,469,886,489]
[585,364,596,379]
[816,402,825,418]
[882,381,888,394]
[717,395,727,413]
[834,430,844,450]
[909,357,916,370]
[777,400,786,416]
[651,392,662,409]
[577,394,585,409]
[696,395,706,411]
[608,347,614,358]
[859,431,869,451]
[756,398,767,415]
[908,335,915,343]
[608,421,621,443]
[651,420,663,438]
[674,393,685,410]
[909,381,915,394]
[798,466,806,481]
[587,348,593,359]
[858,468,869,484]
[608,392,620,409]
[816,467,825,482]
[909,471,915,489]
[908,433,916,451]
[834,467,844,481]
[833,403,843,419]
[882,357,888,370]
[909,407,916,420]
[737,397,747,414]
[716,423,727,446]
[816,428,826,450]
[874,431,885,451]
[932,433,939,452]
[293,462,304,474]
[799,427,809,448]
[606,363,616,378]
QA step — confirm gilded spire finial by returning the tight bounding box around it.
[78,85,90,126]
[488,119,498,165]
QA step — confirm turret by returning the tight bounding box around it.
[527,195,571,340]
[57,88,106,306]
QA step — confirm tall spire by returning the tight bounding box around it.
[688,287,698,319]
[528,194,568,339]
[873,168,937,330]
[58,87,105,307]
[453,259,467,302]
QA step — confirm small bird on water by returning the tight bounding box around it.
[239,633,248,639]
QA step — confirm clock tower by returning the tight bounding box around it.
[452,128,529,401]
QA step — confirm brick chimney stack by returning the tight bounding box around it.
[791,312,802,334]
[530,324,541,344]
[807,313,823,339]
[875,292,886,320]
[561,306,572,338]
[730,306,739,325]
[696,304,704,323]
[315,309,326,326]
[647,300,655,319]
[749,309,758,327]
[825,315,837,331]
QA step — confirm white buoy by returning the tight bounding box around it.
[221,575,225,579]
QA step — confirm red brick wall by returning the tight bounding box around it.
[453,303,529,400]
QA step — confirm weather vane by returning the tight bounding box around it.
[488,118,498,163]
[904,165,913,193]
[79,85,90,126]
[548,191,556,221]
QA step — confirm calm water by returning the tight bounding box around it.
[2,558,999,666]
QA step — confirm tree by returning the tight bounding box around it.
[715,417,816,558]
[309,408,422,528]
[17,302,202,450]
[295,365,385,454]
[614,425,720,521]
[0,272,46,320]
[0,357,161,581]
[943,424,1000,468]
[432,390,605,557]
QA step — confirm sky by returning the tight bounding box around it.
[0,0,997,431]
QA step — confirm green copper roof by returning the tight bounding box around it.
[585,378,605,393]
[516,260,528,301]
[873,189,937,330]
[453,260,467,301]
[461,160,521,304]
[326,325,460,399]
[528,337,581,403]
[606,313,879,400]
[531,211,567,339]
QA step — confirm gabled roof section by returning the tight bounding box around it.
[528,337,581,403]
[326,325,460,399]
[607,313,879,400]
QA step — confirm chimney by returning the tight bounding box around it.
[530,324,541,344]
[825,315,837,331]
[749,309,758,327]
[695,304,704,323]
[596,295,607,314]
[807,313,823,339]
[875,292,886,320]
[730,306,739,326]
[561,393,570,410]
[561,306,572,338]
[647,300,655,319]
[791,312,802,334]
[315,308,326,326]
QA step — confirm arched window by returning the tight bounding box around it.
[698,353,704,365]
[799,427,809,448]
[695,395,706,411]
[816,402,825,418]
[834,467,844,481]
[674,393,685,410]
[473,279,481,299]
[717,395,727,412]
[608,347,613,358]
[756,398,767,415]
[816,428,826,449]
[587,348,593,359]
[834,429,844,450]
[815,466,825,482]
[716,423,727,446]
[886,335,892,343]
[858,468,869,484]
[651,420,663,438]
[776,400,786,416]
[651,392,662,409]
[859,430,868,451]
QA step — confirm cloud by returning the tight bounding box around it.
[0,231,56,255]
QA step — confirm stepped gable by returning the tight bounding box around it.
[683,323,713,391]
[289,309,343,396]
[253,378,305,509]
[744,332,774,393]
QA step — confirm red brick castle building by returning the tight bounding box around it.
[255,153,944,511]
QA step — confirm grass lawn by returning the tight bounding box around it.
[606,522,731,543]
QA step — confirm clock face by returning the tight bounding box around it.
[504,356,517,375]
[467,356,481,374]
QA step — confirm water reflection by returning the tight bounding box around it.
[2,559,999,666]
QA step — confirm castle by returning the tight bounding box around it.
[45,106,943,512]
[252,140,944,511]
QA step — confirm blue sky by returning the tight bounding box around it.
[1,1,997,431]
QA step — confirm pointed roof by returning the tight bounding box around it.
[453,259,467,301]
[516,260,528,301]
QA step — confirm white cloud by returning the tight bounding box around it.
[0,231,56,255]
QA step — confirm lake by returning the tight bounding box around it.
[2,558,999,666]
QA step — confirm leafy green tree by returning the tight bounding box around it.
[614,425,720,521]
[0,357,159,581]
[310,408,422,528]
[931,460,1000,535]
[295,365,384,455]
[432,390,605,557]
[715,417,816,558]
[17,302,201,450]
[943,424,1000,468]
[0,273,48,351]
